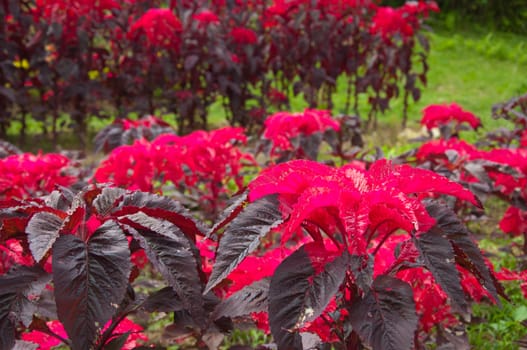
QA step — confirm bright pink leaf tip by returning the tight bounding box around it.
[421,103,481,130]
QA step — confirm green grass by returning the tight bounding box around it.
[362,28,525,143]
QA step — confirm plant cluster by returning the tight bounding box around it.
[0,0,437,145]
[4,93,527,349]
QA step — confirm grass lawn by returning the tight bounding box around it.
[401,27,527,129]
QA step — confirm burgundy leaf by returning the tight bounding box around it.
[212,278,270,320]
[425,201,503,301]
[349,275,418,350]
[26,212,64,262]
[53,221,131,350]
[0,265,50,349]
[349,254,374,294]
[207,190,248,240]
[204,195,283,294]
[45,188,74,211]
[142,287,185,313]
[111,191,206,238]
[102,332,131,350]
[92,187,126,217]
[269,244,348,349]
[124,213,205,325]
[415,229,468,314]
[0,294,16,350]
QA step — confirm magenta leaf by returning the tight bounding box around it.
[212,278,270,320]
[204,195,283,294]
[268,244,349,349]
[0,265,50,349]
[26,211,64,262]
[52,221,131,350]
[415,228,468,314]
[349,275,418,350]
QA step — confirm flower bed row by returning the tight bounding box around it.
[1,0,437,144]
[1,93,527,349]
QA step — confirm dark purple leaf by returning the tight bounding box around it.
[212,278,270,320]
[0,265,50,349]
[53,221,131,350]
[415,229,468,314]
[204,195,283,294]
[300,332,322,349]
[0,295,16,350]
[0,139,21,158]
[425,201,504,301]
[184,55,200,71]
[93,124,124,153]
[349,254,374,294]
[269,244,348,349]
[93,187,126,216]
[26,212,64,262]
[102,332,131,350]
[45,188,75,211]
[299,133,323,160]
[111,191,206,238]
[349,275,418,350]
[207,190,248,240]
[12,340,39,350]
[0,86,16,103]
[124,213,205,325]
[143,287,185,313]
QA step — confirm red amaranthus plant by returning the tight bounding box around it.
[0,185,208,349]
[205,159,502,349]
[0,152,78,200]
[128,8,183,49]
[93,127,256,219]
[261,109,341,161]
[22,318,148,350]
[93,115,175,153]
[421,102,481,139]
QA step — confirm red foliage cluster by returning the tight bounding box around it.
[262,109,340,158]
[94,126,255,217]
[417,124,527,240]
[249,159,477,252]
[0,153,76,200]
[371,2,439,41]
[22,318,147,350]
[7,97,527,348]
[421,102,481,131]
[34,0,121,43]
[128,8,183,49]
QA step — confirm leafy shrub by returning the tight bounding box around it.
[93,115,175,153]
[93,126,256,220]
[0,0,438,143]
[205,159,500,349]
[0,152,78,200]
[8,90,527,348]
